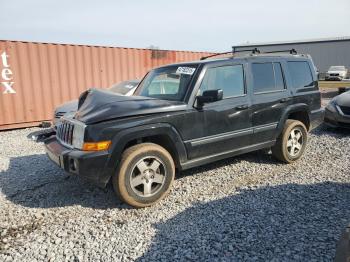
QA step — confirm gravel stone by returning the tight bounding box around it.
[0,125,349,261]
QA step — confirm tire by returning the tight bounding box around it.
[113,143,175,208]
[272,120,308,163]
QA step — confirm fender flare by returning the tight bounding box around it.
[99,123,187,185]
[275,103,310,138]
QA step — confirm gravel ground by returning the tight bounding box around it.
[0,125,349,261]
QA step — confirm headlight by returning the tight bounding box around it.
[72,122,86,149]
[326,100,337,113]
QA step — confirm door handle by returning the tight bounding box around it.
[280,98,291,103]
[235,104,249,110]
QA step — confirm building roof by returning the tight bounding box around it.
[234,36,350,48]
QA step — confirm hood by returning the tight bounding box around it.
[74,88,186,124]
[55,100,78,114]
[334,90,350,107]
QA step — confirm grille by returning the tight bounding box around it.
[56,120,75,146]
[330,73,339,76]
[339,106,350,115]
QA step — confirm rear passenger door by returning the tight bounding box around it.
[249,60,291,144]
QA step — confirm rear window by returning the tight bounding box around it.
[252,62,285,93]
[287,61,314,89]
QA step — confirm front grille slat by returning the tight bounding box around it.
[56,120,75,147]
[64,123,69,143]
[69,125,74,144]
[62,123,66,143]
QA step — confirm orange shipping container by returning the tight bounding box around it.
[0,40,214,130]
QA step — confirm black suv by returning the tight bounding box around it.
[45,49,324,207]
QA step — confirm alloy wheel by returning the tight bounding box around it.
[129,156,166,197]
[286,127,304,157]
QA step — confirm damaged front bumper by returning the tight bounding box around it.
[27,127,56,142]
[44,136,110,187]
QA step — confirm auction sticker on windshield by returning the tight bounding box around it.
[176,67,196,75]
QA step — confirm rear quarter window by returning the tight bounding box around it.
[287,61,314,89]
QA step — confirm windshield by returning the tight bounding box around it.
[135,65,198,101]
[329,66,345,71]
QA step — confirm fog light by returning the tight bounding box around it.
[69,159,77,171]
[82,141,111,151]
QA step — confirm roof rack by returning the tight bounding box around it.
[233,46,297,55]
[261,48,298,55]
[200,51,233,60]
[200,48,260,60]
[200,47,298,60]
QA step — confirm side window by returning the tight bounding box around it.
[200,65,244,98]
[252,62,285,93]
[287,61,314,89]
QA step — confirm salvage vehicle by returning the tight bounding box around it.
[324,90,350,129]
[325,66,348,81]
[44,48,324,207]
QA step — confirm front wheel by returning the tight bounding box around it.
[113,143,175,208]
[272,120,308,163]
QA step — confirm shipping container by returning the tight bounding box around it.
[0,40,214,130]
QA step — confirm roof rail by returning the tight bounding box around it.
[232,47,261,54]
[200,47,260,60]
[233,46,298,55]
[200,51,233,60]
[200,47,298,60]
[261,48,298,55]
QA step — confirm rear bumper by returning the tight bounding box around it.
[309,108,325,130]
[44,137,111,187]
[325,76,343,81]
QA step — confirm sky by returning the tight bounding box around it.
[0,0,350,52]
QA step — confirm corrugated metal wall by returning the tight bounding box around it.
[235,40,350,72]
[0,41,214,130]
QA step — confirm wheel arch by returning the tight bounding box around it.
[99,123,187,186]
[276,104,311,137]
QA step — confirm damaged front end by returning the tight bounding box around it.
[27,127,56,142]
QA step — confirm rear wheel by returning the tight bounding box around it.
[113,143,175,208]
[272,120,308,163]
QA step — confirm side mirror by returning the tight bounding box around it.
[196,89,223,108]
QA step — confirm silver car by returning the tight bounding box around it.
[325,66,348,81]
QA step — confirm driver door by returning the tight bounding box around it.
[185,62,252,160]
